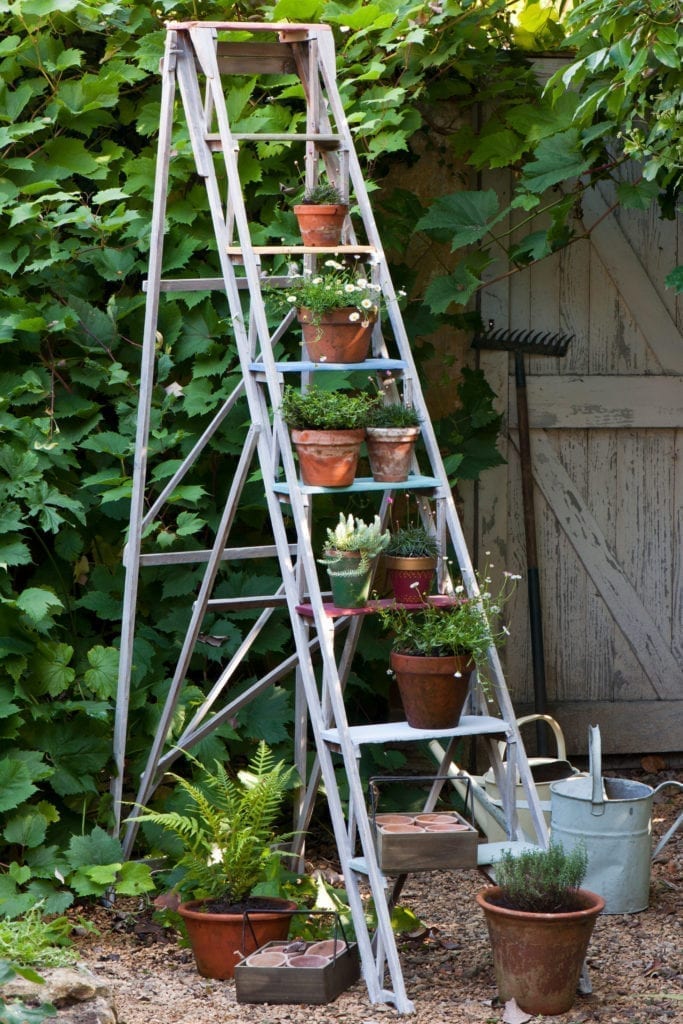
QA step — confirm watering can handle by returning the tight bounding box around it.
[588,725,605,815]
[497,714,567,760]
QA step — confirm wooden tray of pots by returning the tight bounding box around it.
[234,938,360,1004]
[372,809,478,872]
[370,774,479,872]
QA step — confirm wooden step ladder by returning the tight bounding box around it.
[113,21,548,1014]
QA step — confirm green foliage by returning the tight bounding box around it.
[298,183,345,205]
[494,842,589,913]
[280,385,377,429]
[417,0,683,304]
[367,403,420,428]
[319,513,390,575]
[129,742,298,905]
[385,525,438,559]
[0,906,77,968]
[436,368,505,483]
[270,260,381,324]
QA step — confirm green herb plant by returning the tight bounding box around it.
[0,906,81,969]
[367,403,420,428]
[280,385,377,431]
[385,524,438,559]
[273,261,382,326]
[319,513,390,573]
[298,183,345,205]
[494,842,589,913]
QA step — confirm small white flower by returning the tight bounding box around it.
[386,669,394,677]
[349,312,360,322]
[357,277,368,287]
[511,573,522,580]
[502,625,510,636]
[319,356,327,362]
[455,585,464,594]
[286,295,296,303]
[312,276,323,284]
[453,671,462,678]
[361,298,373,309]
[410,581,419,589]
[324,259,343,269]
[344,283,356,293]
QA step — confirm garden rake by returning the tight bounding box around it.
[472,325,572,754]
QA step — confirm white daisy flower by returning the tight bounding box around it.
[348,312,360,322]
[361,298,373,309]
[344,283,356,293]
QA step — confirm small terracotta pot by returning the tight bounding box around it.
[291,428,365,487]
[298,307,375,363]
[293,203,347,246]
[366,425,420,482]
[476,886,605,1015]
[390,650,473,729]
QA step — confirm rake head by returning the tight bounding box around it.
[472,327,572,358]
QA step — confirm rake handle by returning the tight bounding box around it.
[515,353,548,751]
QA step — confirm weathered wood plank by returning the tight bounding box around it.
[509,376,683,429]
[542,700,683,755]
[519,431,682,698]
[582,187,683,374]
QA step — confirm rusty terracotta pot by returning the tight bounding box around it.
[366,425,420,482]
[390,650,473,729]
[476,886,605,1015]
[298,307,375,364]
[291,428,365,486]
[293,203,347,246]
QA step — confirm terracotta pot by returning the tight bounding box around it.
[366,426,420,482]
[291,428,365,487]
[178,897,297,980]
[298,307,376,364]
[476,886,605,1015]
[323,549,375,608]
[384,554,437,603]
[293,203,347,246]
[390,650,473,729]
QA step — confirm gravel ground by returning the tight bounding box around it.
[75,768,682,1024]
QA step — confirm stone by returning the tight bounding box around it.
[2,964,117,1024]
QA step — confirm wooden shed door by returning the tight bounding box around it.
[476,181,683,755]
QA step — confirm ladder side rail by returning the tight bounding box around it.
[122,425,260,856]
[140,379,244,531]
[174,587,286,744]
[112,31,180,832]
[318,30,549,850]
[179,39,410,1005]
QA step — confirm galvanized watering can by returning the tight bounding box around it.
[550,725,683,914]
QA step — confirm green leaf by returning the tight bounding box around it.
[83,645,118,699]
[0,538,32,568]
[115,861,155,896]
[65,827,122,869]
[16,589,64,626]
[521,130,593,193]
[665,265,683,293]
[0,758,37,812]
[417,190,503,249]
[3,810,48,849]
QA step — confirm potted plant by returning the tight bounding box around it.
[280,385,377,487]
[292,182,348,247]
[276,261,381,363]
[476,842,605,1015]
[129,742,299,980]
[377,574,515,729]
[318,512,390,608]
[383,523,438,603]
[366,402,421,482]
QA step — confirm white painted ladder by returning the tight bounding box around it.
[113,21,548,1014]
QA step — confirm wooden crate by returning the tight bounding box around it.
[372,810,478,872]
[234,940,360,1004]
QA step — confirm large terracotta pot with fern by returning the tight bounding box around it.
[129,742,298,980]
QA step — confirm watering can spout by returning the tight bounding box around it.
[588,725,606,816]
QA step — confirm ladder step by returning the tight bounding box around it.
[227,244,377,256]
[272,474,441,497]
[321,716,510,752]
[250,358,407,375]
[296,595,459,619]
[477,841,540,866]
[207,132,342,151]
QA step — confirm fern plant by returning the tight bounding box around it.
[129,742,297,906]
